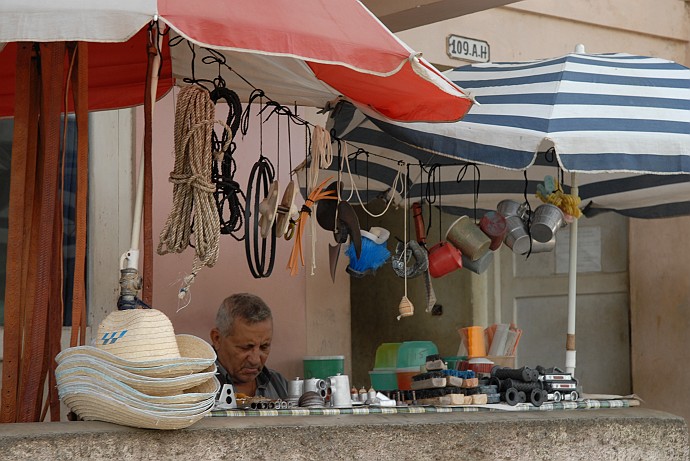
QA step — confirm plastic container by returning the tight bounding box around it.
[396,366,422,391]
[368,368,398,391]
[373,343,401,369]
[396,341,439,369]
[443,356,467,370]
[303,355,345,379]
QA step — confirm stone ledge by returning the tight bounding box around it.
[0,408,687,460]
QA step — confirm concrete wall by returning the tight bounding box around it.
[1,408,688,461]
[630,217,690,426]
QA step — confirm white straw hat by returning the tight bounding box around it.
[56,308,219,429]
[55,310,216,374]
[56,361,217,397]
[56,372,219,406]
[60,390,215,430]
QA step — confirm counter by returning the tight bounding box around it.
[0,406,687,460]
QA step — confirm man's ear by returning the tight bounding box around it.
[210,328,221,348]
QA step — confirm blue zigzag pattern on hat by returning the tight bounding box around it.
[101,330,128,345]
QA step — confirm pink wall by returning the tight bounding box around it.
[137,90,309,379]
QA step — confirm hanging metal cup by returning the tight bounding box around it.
[529,236,556,253]
[497,199,522,217]
[530,204,565,243]
[504,215,531,255]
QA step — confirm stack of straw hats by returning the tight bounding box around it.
[56,308,219,430]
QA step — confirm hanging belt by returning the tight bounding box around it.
[18,42,66,422]
[0,42,35,424]
[142,35,157,306]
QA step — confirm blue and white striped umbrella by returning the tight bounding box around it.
[327,52,690,219]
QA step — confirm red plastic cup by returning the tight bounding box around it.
[428,241,463,278]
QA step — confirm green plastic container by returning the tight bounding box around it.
[373,343,401,369]
[443,356,467,370]
[303,355,345,379]
[396,341,439,368]
[368,368,398,391]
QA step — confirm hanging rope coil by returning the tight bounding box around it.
[158,85,231,299]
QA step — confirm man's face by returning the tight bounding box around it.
[211,318,273,385]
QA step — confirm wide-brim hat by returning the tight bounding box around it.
[55,311,216,376]
[56,334,215,377]
[59,389,215,430]
[56,369,219,406]
[56,361,217,397]
[58,379,217,413]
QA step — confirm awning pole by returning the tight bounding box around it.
[565,172,578,375]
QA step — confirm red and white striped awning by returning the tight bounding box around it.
[0,0,473,120]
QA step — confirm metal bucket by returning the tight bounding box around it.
[461,250,494,275]
[504,215,531,255]
[529,236,556,253]
[531,204,564,243]
[497,199,522,217]
[445,216,491,261]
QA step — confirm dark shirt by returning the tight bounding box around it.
[215,360,289,400]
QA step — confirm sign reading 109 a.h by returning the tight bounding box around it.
[447,35,490,63]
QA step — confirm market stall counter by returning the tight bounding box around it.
[0,407,687,460]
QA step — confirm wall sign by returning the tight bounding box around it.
[447,34,490,63]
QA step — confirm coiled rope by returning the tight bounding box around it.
[158,85,231,299]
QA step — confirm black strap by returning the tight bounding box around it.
[244,156,277,278]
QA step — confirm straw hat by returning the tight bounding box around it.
[56,308,219,430]
[59,390,215,430]
[55,361,217,397]
[55,311,216,374]
[56,370,219,406]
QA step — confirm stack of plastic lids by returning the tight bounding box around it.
[55,309,219,430]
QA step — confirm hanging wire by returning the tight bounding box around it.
[522,170,533,257]
[456,163,481,222]
[422,163,441,239]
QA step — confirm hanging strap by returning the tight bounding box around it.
[142,32,157,306]
[69,41,89,347]
[18,42,66,422]
[0,42,36,424]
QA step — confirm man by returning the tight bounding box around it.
[210,293,288,399]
